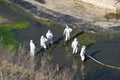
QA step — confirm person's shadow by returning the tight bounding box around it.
[35,36,64,56]
[85,50,101,61]
[68,31,84,43]
[86,43,95,50]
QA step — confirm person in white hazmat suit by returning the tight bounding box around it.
[46,30,53,44]
[80,46,86,61]
[63,25,72,41]
[40,35,48,49]
[30,40,36,56]
[71,38,78,54]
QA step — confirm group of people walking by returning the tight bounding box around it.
[30,25,86,61]
[30,29,53,55]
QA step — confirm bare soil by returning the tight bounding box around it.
[0,16,8,23]
[23,0,120,29]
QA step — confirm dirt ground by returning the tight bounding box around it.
[23,0,120,29]
[0,16,8,23]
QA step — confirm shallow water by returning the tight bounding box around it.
[0,3,120,80]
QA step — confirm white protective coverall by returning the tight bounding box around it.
[63,25,72,41]
[40,35,48,49]
[71,38,78,54]
[30,40,36,56]
[80,46,86,61]
[46,30,53,44]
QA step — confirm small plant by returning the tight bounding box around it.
[71,29,95,46]
[39,19,54,27]
[77,32,95,45]
[38,19,65,29]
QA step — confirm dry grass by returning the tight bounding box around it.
[0,44,35,80]
[0,44,77,80]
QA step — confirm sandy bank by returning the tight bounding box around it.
[9,0,120,32]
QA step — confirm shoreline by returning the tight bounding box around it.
[9,0,120,33]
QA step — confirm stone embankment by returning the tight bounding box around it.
[9,0,120,33]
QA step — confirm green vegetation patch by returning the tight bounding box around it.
[0,21,30,48]
[77,32,95,45]
[38,19,64,28]
[39,19,55,27]
[71,29,95,46]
